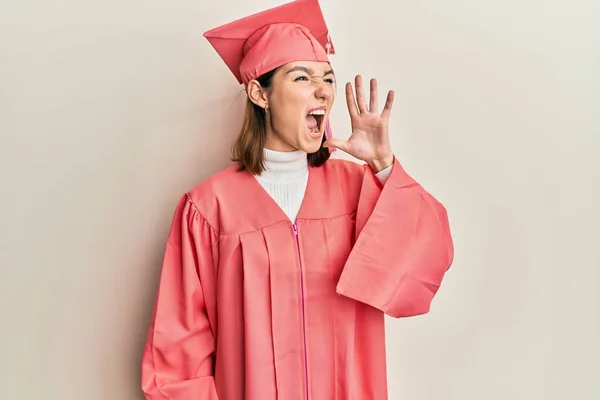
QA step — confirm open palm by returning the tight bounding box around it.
[324,75,394,167]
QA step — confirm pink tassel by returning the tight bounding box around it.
[324,120,336,153]
[325,33,335,55]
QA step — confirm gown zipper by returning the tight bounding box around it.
[293,223,309,400]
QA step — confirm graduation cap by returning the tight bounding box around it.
[203,0,335,87]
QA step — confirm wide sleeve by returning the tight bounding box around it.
[141,194,220,399]
[336,157,454,318]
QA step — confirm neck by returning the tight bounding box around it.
[254,148,310,223]
[259,148,308,181]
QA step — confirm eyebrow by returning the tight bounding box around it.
[286,66,335,76]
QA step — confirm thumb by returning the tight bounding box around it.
[323,137,350,153]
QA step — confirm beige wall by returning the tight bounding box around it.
[1,0,598,399]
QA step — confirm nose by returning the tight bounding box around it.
[314,80,333,101]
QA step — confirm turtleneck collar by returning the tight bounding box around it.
[258,148,308,182]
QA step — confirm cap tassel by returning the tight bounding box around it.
[325,34,333,55]
[324,120,336,153]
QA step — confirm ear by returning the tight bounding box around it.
[246,80,269,109]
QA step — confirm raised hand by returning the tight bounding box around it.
[324,75,395,172]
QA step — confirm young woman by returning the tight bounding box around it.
[141,0,454,399]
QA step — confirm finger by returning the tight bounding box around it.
[369,78,378,113]
[345,82,359,118]
[381,90,395,119]
[323,137,350,153]
[355,75,368,114]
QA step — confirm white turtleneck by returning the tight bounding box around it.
[255,148,393,223]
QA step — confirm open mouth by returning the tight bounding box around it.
[306,109,326,137]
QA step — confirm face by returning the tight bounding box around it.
[249,61,336,153]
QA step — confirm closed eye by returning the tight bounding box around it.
[294,76,336,84]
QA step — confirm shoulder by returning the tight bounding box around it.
[322,157,366,190]
[187,163,240,199]
[323,157,364,177]
[315,158,367,214]
[182,163,245,231]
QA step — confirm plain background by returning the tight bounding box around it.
[1,0,599,399]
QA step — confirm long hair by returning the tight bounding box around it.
[231,68,331,175]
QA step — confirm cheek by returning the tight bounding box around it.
[284,89,309,108]
[278,93,309,123]
[270,85,316,131]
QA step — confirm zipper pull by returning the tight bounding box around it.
[293,223,298,236]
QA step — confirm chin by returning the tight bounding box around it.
[299,131,324,153]
[303,142,322,154]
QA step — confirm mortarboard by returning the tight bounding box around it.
[203,0,335,87]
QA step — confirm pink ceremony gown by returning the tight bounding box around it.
[141,157,454,400]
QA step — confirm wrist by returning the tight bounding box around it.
[368,154,394,173]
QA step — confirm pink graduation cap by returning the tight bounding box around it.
[203,0,335,87]
[203,0,337,148]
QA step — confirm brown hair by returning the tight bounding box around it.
[231,67,331,175]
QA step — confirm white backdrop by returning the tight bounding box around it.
[1,0,599,399]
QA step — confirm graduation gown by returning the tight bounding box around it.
[141,157,454,400]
